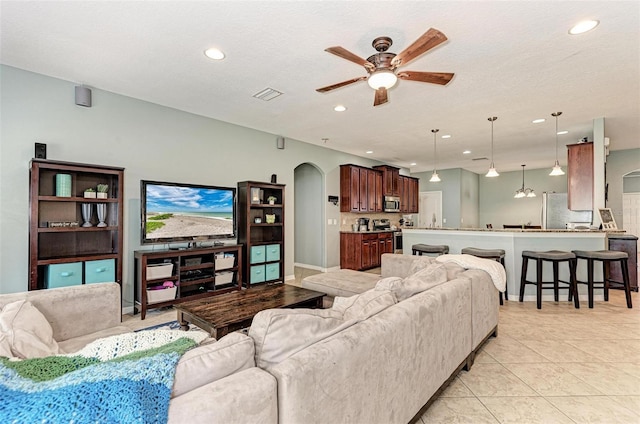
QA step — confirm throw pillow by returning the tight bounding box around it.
[249,308,351,369]
[331,289,397,321]
[172,332,255,398]
[0,300,60,359]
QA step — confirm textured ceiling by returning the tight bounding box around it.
[1,1,638,173]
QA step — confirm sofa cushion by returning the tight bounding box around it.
[57,325,132,354]
[172,332,256,398]
[0,300,60,358]
[376,262,450,301]
[249,308,353,369]
[301,269,380,297]
[331,289,397,321]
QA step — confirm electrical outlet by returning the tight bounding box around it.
[443,218,447,224]
[328,219,332,225]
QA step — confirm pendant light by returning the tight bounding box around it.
[549,111,565,176]
[485,116,499,177]
[514,164,536,198]
[429,129,441,182]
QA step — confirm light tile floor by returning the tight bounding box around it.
[123,268,640,423]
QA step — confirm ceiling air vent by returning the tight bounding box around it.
[472,157,489,161]
[253,88,283,101]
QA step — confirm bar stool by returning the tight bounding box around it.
[411,244,449,256]
[462,247,508,305]
[572,250,633,309]
[520,250,579,309]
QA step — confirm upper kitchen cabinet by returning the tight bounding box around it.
[399,175,419,213]
[340,165,382,213]
[567,142,593,211]
[372,165,400,197]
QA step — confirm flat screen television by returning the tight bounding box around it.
[140,180,236,245]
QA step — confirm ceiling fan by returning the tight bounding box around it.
[316,28,455,106]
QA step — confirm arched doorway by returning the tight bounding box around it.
[294,163,324,270]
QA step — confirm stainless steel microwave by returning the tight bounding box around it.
[383,196,400,212]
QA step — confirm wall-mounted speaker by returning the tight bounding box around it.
[35,143,47,159]
[276,136,285,150]
[75,86,92,107]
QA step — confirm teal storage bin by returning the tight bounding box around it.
[46,262,83,288]
[84,259,115,284]
[265,244,280,262]
[250,265,266,284]
[250,246,266,264]
[265,263,280,281]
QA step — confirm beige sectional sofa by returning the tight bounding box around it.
[0,253,499,423]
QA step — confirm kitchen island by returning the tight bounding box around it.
[402,228,619,302]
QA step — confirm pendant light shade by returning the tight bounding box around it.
[514,165,535,198]
[549,112,565,176]
[430,129,441,182]
[485,116,499,177]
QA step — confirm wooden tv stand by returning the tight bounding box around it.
[134,245,242,319]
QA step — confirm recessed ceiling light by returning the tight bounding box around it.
[334,105,346,112]
[569,20,599,35]
[441,135,451,139]
[532,118,546,124]
[463,150,471,154]
[410,162,417,166]
[366,150,373,154]
[557,130,569,135]
[204,48,225,60]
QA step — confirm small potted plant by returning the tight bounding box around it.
[83,188,96,198]
[96,184,109,199]
[267,195,277,205]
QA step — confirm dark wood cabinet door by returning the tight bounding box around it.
[409,177,419,213]
[361,239,372,269]
[370,238,379,267]
[375,171,383,212]
[567,142,593,211]
[367,169,376,211]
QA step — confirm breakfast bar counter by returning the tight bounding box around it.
[402,228,620,302]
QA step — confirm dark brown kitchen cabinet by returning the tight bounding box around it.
[373,165,400,197]
[340,231,394,271]
[340,164,382,213]
[399,175,419,213]
[567,142,593,211]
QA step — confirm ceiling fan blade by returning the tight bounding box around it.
[392,28,448,68]
[398,71,454,85]
[316,76,367,93]
[373,87,388,106]
[325,47,375,71]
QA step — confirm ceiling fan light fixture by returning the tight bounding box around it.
[367,69,397,90]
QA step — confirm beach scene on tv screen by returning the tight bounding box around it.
[145,184,233,240]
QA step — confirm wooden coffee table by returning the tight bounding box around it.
[174,284,326,339]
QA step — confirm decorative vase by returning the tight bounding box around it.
[81,203,93,227]
[96,203,107,227]
[55,174,71,197]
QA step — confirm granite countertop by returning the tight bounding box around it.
[404,227,625,234]
[340,229,398,234]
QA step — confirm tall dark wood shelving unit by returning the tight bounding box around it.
[237,181,285,288]
[28,159,124,290]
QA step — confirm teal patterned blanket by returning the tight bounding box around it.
[0,330,207,423]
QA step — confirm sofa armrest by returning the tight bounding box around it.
[0,283,121,342]
[168,367,277,424]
